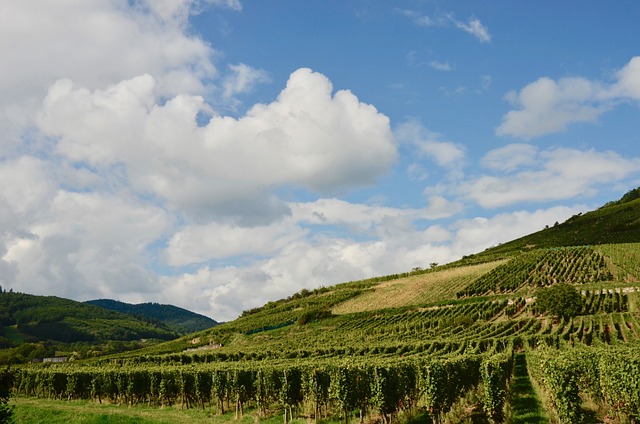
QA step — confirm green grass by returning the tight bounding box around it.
[12,397,344,424]
[3,325,25,344]
[509,353,547,424]
[477,198,640,258]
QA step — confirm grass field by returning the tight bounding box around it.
[3,325,26,344]
[331,260,507,314]
[13,397,337,424]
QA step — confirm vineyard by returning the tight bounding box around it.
[6,242,640,423]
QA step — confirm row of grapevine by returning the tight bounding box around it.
[13,353,514,423]
[481,351,514,422]
[458,247,612,297]
[457,251,547,296]
[595,243,640,282]
[581,290,628,314]
[337,299,508,334]
[527,344,640,423]
[94,311,640,372]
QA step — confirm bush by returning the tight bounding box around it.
[0,367,14,423]
[297,308,333,326]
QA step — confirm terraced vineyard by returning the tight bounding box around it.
[7,239,640,423]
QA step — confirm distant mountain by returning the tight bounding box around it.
[85,299,218,335]
[0,291,178,347]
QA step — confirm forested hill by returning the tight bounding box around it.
[85,299,218,335]
[0,290,178,346]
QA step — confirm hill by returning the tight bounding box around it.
[10,187,640,423]
[85,299,218,335]
[0,290,179,364]
[478,188,640,256]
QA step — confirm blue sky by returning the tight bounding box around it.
[1,1,639,320]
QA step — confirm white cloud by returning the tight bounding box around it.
[449,16,491,43]
[395,118,466,167]
[464,145,640,208]
[496,77,607,139]
[429,61,453,72]
[399,10,490,43]
[480,75,492,91]
[157,201,580,321]
[398,9,439,27]
[38,68,396,221]
[290,197,459,232]
[165,219,306,266]
[0,157,56,217]
[1,1,399,319]
[0,0,216,145]
[497,56,640,139]
[204,0,242,12]
[222,63,271,100]
[481,144,538,172]
[452,206,581,254]
[439,85,468,97]
[2,190,170,299]
[608,56,640,100]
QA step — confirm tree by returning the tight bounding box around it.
[535,284,583,320]
[0,367,14,423]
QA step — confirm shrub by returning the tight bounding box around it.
[0,367,14,423]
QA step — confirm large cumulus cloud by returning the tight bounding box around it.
[0,0,399,315]
[38,68,396,221]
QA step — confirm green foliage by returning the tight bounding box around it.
[535,284,583,319]
[85,299,218,335]
[598,348,640,421]
[0,367,14,423]
[528,345,640,423]
[297,308,333,325]
[0,291,183,364]
[458,247,611,297]
[478,193,640,257]
[602,187,640,207]
[527,349,583,423]
[481,351,514,422]
[0,291,177,346]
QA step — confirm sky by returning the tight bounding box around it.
[1,1,640,321]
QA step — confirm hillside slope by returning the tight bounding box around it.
[85,299,218,335]
[0,290,180,363]
[115,189,640,356]
[478,189,640,257]
[12,188,640,423]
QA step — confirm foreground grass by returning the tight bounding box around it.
[509,353,547,424]
[15,397,219,424]
[13,397,342,424]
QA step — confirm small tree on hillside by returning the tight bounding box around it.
[535,283,583,320]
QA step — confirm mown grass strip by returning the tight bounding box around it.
[13,397,341,424]
[509,353,547,424]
